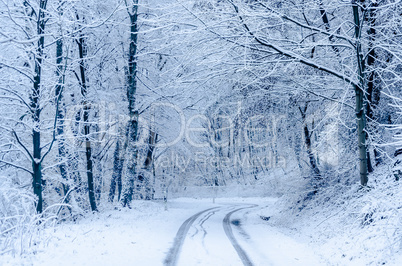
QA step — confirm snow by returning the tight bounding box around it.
[2,200,212,266]
[2,189,402,266]
[233,209,323,266]
[1,198,325,266]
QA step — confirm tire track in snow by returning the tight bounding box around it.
[223,204,258,266]
[194,205,238,251]
[190,209,216,239]
[164,207,219,266]
[195,209,218,250]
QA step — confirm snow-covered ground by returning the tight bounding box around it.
[260,166,402,266]
[1,198,324,266]
[2,189,402,265]
[1,199,213,266]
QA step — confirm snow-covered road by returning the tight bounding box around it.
[165,204,257,266]
[2,198,324,266]
[164,201,323,266]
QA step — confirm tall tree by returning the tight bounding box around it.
[352,0,368,185]
[121,0,140,207]
[76,14,97,212]
[31,0,49,213]
[55,2,69,199]
[361,0,382,167]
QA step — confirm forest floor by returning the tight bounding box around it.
[2,192,402,265]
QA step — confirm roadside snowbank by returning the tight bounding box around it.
[258,166,402,265]
[1,200,215,265]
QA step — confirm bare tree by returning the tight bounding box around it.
[121,0,140,207]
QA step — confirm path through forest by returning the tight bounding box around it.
[2,198,323,265]
[165,202,321,266]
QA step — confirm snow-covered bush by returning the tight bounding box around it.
[0,176,45,256]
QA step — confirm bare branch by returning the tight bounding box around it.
[0,159,33,175]
[227,0,359,88]
[255,0,354,46]
[0,87,33,112]
[12,130,34,161]
[0,63,34,83]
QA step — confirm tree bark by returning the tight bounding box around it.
[143,131,157,170]
[141,131,157,200]
[31,0,48,214]
[352,1,369,186]
[121,114,139,206]
[299,103,321,179]
[362,1,382,167]
[55,25,69,197]
[77,21,97,212]
[109,136,125,202]
[121,0,140,207]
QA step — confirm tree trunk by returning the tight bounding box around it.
[31,0,48,214]
[77,23,97,212]
[299,103,321,179]
[141,131,157,200]
[363,1,382,167]
[109,136,124,202]
[109,124,129,202]
[121,114,139,206]
[55,26,69,197]
[352,1,369,186]
[143,131,157,170]
[121,0,140,207]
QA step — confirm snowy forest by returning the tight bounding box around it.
[1,0,402,265]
